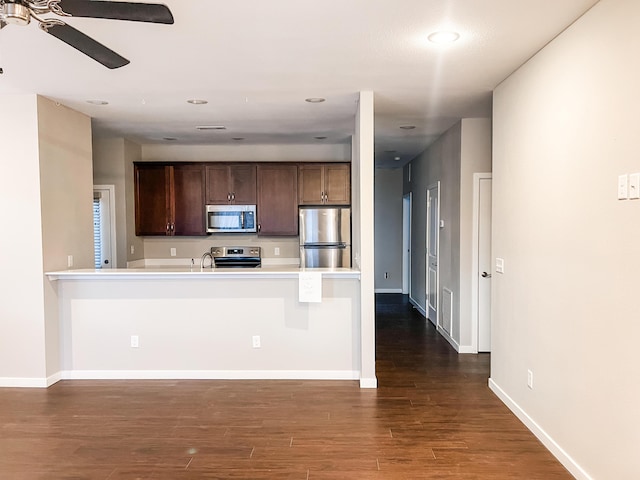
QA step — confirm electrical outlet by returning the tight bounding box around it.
[384,272,389,279]
[274,247,280,256]
[130,245,135,255]
[527,369,533,389]
[170,248,177,257]
[131,335,139,348]
[67,255,74,268]
[252,335,261,348]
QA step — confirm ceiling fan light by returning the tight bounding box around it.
[2,3,31,26]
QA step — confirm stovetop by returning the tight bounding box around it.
[211,246,261,268]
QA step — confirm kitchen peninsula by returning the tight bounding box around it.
[47,266,362,382]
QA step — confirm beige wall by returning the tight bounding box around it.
[0,95,93,385]
[38,97,93,378]
[491,0,640,478]
[459,119,492,347]
[374,168,403,292]
[404,119,491,352]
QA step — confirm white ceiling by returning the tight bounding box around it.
[0,0,599,168]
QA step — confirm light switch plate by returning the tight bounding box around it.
[495,258,504,274]
[629,173,640,199]
[618,174,629,200]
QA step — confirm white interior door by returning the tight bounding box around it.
[402,193,412,295]
[478,177,492,352]
[93,185,116,269]
[426,183,440,325]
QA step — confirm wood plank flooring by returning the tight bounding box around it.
[0,294,572,479]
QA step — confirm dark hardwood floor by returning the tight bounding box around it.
[0,294,572,479]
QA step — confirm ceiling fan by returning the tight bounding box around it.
[0,0,173,69]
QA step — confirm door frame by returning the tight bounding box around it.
[471,173,492,353]
[93,184,117,269]
[426,182,440,325]
[402,193,412,295]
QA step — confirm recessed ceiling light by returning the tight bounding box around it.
[399,125,416,130]
[394,156,401,161]
[314,136,327,140]
[163,137,177,141]
[428,31,460,44]
[86,100,108,105]
[187,99,208,105]
[232,137,245,141]
[196,125,226,130]
[305,97,326,103]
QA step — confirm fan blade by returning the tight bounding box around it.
[56,1,174,24]
[45,23,130,69]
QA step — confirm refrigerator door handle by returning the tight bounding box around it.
[303,243,347,249]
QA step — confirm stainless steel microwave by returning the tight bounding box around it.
[206,205,257,233]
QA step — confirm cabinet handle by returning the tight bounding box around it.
[227,193,231,201]
[166,223,170,233]
[232,192,235,201]
[258,223,261,233]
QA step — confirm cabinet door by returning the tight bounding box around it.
[173,164,206,236]
[135,164,171,236]
[324,164,351,205]
[298,165,324,205]
[257,164,298,235]
[205,164,231,204]
[230,165,257,204]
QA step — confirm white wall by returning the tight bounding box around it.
[142,143,350,163]
[0,95,93,386]
[491,1,640,478]
[354,91,376,388]
[0,95,47,384]
[374,168,403,292]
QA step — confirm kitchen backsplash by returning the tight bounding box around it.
[141,235,300,261]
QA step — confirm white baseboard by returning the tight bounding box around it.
[375,288,403,293]
[457,346,477,354]
[61,369,361,381]
[47,371,62,386]
[488,378,592,480]
[0,377,48,388]
[359,377,378,388]
[409,297,427,317]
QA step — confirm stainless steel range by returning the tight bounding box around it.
[210,246,261,268]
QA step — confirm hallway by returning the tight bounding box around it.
[0,294,572,479]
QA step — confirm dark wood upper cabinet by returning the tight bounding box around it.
[135,163,205,236]
[172,164,206,236]
[205,164,257,205]
[257,164,298,236]
[298,163,350,205]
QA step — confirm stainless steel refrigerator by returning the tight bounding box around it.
[299,206,351,268]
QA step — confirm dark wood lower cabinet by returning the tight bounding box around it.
[257,164,298,235]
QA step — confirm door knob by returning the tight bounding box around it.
[481,271,491,278]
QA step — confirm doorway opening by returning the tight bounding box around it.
[426,182,440,326]
[402,193,412,296]
[93,185,117,269]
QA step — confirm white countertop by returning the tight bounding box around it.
[46,265,361,280]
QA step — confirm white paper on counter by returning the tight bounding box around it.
[299,272,322,302]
